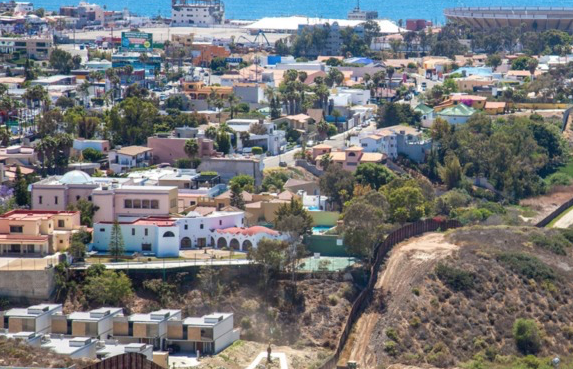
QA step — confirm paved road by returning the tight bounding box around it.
[263,123,377,169]
[71,258,251,270]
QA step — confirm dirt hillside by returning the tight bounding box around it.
[345,226,573,368]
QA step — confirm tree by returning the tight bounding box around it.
[67,199,99,227]
[69,231,91,261]
[55,96,75,109]
[109,221,125,261]
[184,138,199,159]
[319,164,355,210]
[107,97,158,145]
[438,154,463,190]
[37,109,63,138]
[486,54,502,70]
[247,239,287,291]
[227,93,241,119]
[83,269,133,305]
[354,163,396,190]
[325,68,344,88]
[319,153,332,170]
[13,165,28,206]
[343,191,389,260]
[49,49,74,74]
[82,147,103,162]
[216,131,231,155]
[317,120,329,140]
[229,183,245,210]
[229,174,255,192]
[384,183,430,224]
[274,199,313,239]
[511,56,535,71]
[513,319,541,355]
[376,102,421,128]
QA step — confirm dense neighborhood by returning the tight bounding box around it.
[1,1,573,369]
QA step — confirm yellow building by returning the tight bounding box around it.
[181,81,233,100]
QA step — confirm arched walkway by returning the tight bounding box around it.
[210,237,215,247]
[230,238,240,250]
[242,240,253,251]
[180,237,191,249]
[217,237,227,249]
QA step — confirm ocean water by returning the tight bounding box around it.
[35,0,573,22]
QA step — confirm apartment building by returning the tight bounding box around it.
[0,210,83,255]
[315,146,385,171]
[0,36,53,60]
[167,313,239,354]
[353,125,432,163]
[1,304,62,334]
[113,309,181,349]
[171,0,225,26]
[51,307,123,340]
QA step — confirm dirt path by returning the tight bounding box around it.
[346,233,458,369]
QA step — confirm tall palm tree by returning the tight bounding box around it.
[214,98,225,123]
[184,138,199,159]
[227,93,240,119]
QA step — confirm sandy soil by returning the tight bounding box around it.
[521,185,573,224]
[346,233,459,368]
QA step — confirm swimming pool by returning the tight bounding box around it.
[312,225,333,235]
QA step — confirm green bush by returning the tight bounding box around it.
[386,328,399,342]
[547,172,571,187]
[497,252,556,282]
[251,146,263,155]
[530,233,571,255]
[328,295,338,306]
[384,341,398,356]
[435,263,475,291]
[559,228,573,243]
[240,317,252,330]
[82,148,103,162]
[513,319,541,355]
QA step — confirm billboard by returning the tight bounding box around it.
[121,32,153,52]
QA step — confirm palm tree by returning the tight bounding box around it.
[331,110,342,127]
[239,131,250,148]
[77,80,90,106]
[184,138,199,159]
[372,70,386,100]
[527,58,539,81]
[213,98,225,123]
[386,67,395,100]
[317,120,329,140]
[227,93,240,119]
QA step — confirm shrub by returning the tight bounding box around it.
[328,295,338,306]
[559,228,573,243]
[412,287,420,296]
[497,252,556,282]
[409,316,421,328]
[240,317,252,330]
[251,146,263,155]
[241,299,260,313]
[384,341,398,356]
[521,355,541,369]
[547,172,571,187]
[530,233,570,255]
[513,319,541,355]
[435,263,475,291]
[386,328,399,342]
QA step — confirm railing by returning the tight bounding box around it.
[317,218,462,369]
[82,353,163,369]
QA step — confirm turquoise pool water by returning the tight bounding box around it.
[312,225,333,235]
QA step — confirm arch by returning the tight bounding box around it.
[210,237,215,247]
[180,237,192,249]
[163,231,175,237]
[230,239,240,250]
[217,237,227,249]
[242,240,253,251]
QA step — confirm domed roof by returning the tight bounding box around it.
[59,170,93,185]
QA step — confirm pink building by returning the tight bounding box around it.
[147,136,217,165]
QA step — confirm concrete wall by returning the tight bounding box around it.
[198,158,264,186]
[0,268,55,301]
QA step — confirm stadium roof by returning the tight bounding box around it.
[243,16,404,33]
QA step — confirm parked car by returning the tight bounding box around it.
[279,161,287,167]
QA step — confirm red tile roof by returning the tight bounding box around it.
[215,226,280,236]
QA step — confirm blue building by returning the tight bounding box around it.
[111,52,161,77]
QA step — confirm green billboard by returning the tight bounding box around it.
[121,32,153,52]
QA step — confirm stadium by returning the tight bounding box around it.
[444,7,573,32]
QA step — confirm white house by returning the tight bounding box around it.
[73,138,110,155]
[176,210,244,248]
[2,304,62,334]
[53,307,123,340]
[92,217,180,257]
[226,119,286,155]
[359,131,398,157]
[176,313,240,354]
[108,146,153,173]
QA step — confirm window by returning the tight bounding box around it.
[184,224,188,230]
[142,200,150,209]
[54,196,58,205]
[348,152,356,157]
[76,195,80,201]
[100,228,105,232]
[10,226,23,233]
[145,228,148,236]
[163,231,175,237]
[124,199,132,208]
[132,228,135,236]
[142,243,152,251]
[58,220,65,228]
[38,196,42,204]
[200,224,204,229]
[219,220,222,226]
[60,240,63,244]
[88,196,92,201]
[151,200,159,209]
[133,199,141,209]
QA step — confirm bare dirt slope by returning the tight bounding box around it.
[345,226,573,369]
[520,185,573,224]
[347,233,459,367]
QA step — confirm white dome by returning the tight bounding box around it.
[59,170,93,185]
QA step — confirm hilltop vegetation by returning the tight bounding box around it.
[353,226,573,368]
